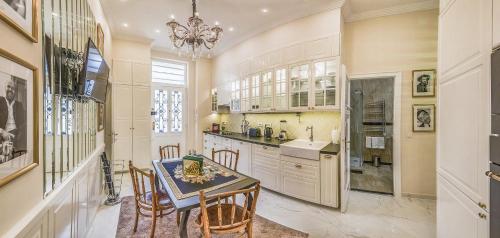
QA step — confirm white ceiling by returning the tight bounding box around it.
[100,0,436,55]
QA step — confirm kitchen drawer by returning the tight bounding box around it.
[253,153,280,170]
[221,137,232,147]
[253,144,279,157]
[252,164,281,192]
[281,159,319,180]
[282,174,320,203]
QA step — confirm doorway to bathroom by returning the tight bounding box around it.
[349,73,401,195]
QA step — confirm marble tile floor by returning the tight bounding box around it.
[87,173,436,238]
[351,163,394,194]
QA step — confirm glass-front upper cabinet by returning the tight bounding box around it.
[250,74,261,111]
[241,77,250,112]
[211,88,218,112]
[230,80,240,112]
[275,68,288,111]
[312,58,338,109]
[289,63,310,110]
[260,71,273,111]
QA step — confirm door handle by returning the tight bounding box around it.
[295,164,302,168]
[486,171,500,182]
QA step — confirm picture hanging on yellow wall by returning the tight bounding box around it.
[97,103,104,131]
[412,69,436,97]
[0,0,38,42]
[0,48,38,187]
[412,104,435,132]
[97,23,105,55]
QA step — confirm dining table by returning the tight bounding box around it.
[152,156,259,238]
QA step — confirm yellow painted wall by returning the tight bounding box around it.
[220,112,340,142]
[0,0,112,234]
[344,9,438,197]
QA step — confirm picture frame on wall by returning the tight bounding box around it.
[413,104,435,132]
[97,102,104,131]
[0,48,38,187]
[96,23,104,55]
[412,69,435,97]
[0,0,38,42]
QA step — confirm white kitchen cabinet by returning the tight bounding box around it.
[437,175,488,238]
[252,145,281,192]
[289,63,310,110]
[320,153,339,207]
[260,71,274,111]
[230,80,241,112]
[311,58,339,110]
[281,155,321,203]
[203,134,214,157]
[232,140,252,176]
[274,68,288,111]
[250,74,261,111]
[240,77,250,113]
[494,0,500,49]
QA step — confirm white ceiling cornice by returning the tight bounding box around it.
[344,0,438,23]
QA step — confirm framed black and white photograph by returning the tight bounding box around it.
[0,48,38,187]
[413,104,435,132]
[412,69,435,97]
[0,0,38,42]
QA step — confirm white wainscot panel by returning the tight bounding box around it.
[112,60,132,85]
[439,0,481,74]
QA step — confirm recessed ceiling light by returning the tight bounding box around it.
[155,29,160,33]
[214,21,220,26]
[261,8,269,13]
[122,23,129,27]
[228,27,234,32]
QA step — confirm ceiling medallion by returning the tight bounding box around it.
[166,0,223,59]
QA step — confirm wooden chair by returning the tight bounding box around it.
[159,143,180,161]
[211,148,239,171]
[196,183,261,238]
[128,161,176,238]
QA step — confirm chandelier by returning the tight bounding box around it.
[166,0,223,58]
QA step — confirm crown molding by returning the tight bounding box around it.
[344,0,439,23]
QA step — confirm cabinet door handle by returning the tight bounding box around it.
[486,171,500,182]
[323,155,332,159]
[478,202,487,210]
[478,213,487,219]
[263,146,268,149]
[295,164,302,168]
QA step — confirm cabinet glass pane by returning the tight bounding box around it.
[315,91,324,106]
[299,92,308,107]
[291,93,300,107]
[325,90,336,106]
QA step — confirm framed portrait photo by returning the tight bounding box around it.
[0,48,38,187]
[0,0,38,42]
[413,104,435,132]
[412,69,436,97]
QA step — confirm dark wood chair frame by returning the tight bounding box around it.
[211,148,240,171]
[129,161,176,238]
[197,183,261,238]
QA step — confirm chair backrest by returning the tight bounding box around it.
[128,161,157,208]
[211,148,239,171]
[199,183,261,234]
[159,143,180,161]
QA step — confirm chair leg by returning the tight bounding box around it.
[246,222,253,238]
[176,211,180,226]
[150,211,157,238]
[133,208,139,232]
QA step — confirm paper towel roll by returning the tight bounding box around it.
[331,129,340,144]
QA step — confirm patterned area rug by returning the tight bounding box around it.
[116,196,308,238]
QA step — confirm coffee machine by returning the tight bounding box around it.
[264,124,273,140]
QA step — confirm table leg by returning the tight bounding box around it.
[179,209,191,238]
[154,173,160,191]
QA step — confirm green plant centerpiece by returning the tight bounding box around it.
[182,155,204,177]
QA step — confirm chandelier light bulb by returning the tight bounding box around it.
[170,14,175,19]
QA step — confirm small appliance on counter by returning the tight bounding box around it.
[278,120,288,141]
[264,124,273,140]
[241,118,250,135]
[248,128,261,137]
[211,123,220,133]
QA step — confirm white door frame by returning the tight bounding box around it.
[349,72,402,197]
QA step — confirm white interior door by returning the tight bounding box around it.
[340,64,351,213]
[112,84,133,166]
[132,86,152,169]
[151,85,187,160]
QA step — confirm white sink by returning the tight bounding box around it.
[280,139,330,160]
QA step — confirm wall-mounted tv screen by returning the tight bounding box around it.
[78,38,109,103]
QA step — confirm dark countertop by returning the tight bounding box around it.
[203,131,340,155]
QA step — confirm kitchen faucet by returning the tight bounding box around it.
[306,126,314,142]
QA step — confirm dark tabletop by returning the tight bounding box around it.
[152,158,260,212]
[203,131,340,155]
